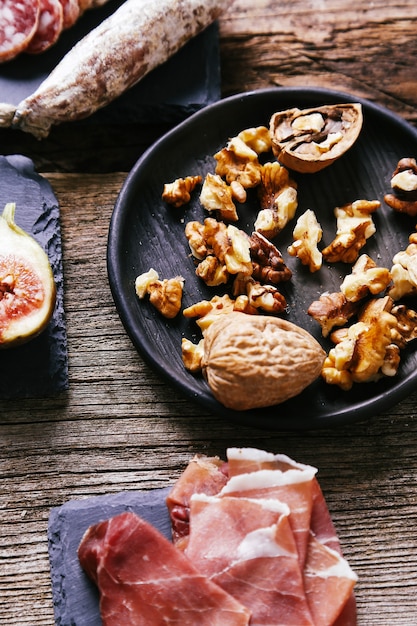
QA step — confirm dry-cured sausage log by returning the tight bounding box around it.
[0,0,232,139]
[0,0,40,62]
[26,0,64,55]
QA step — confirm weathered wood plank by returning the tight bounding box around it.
[2,1,417,622]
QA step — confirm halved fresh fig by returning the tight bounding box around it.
[0,202,56,348]
[269,103,363,173]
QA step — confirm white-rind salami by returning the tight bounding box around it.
[26,0,64,55]
[0,0,41,62]
[0,0,232,139]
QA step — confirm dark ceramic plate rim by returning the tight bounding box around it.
[107,87,417,430]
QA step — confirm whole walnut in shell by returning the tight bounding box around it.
[202,312,326,411]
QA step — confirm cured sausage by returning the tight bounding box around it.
[59,0,80,29]
[0,0,40,62]
[26,0,64,55]
[0,0,231,139]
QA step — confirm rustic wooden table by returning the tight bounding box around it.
[1,1,417,624]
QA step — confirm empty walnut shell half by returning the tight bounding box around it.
[269,103,363,173]
[202,312,326,411]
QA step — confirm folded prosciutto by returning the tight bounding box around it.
[165,453,228,546]
[186,494,315,625]
[167,447,358,626]
[77,447,357,626]
[226,447,358,626]
[78,511,251,625]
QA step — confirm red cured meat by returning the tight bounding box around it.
[221,466,317,568]
[304,535,357,626]
[27,0,64,54]
[226,448,358,626]
[186,494,315,626]
[165,454,228,546]
[0,0,40,62]
[59,0,80,29]
[228,448,343,550]
[78,511,251,626]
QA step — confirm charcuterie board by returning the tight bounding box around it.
[48,487,172,626]
[0,155,68,398]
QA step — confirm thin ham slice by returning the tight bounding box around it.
[186,494,315,626]
[78,511,251,626]
[220,465,317,568]
[226,447,358,626]
[165,454,228,546]
[304,534,357,626]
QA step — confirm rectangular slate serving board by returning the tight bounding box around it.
[0,0,222,126]
[48,487,172,626]
[0,155,68,398]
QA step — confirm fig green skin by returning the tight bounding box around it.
[0,202,56,348]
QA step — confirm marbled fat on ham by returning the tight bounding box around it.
[78,448,358,625]
[78,511,251,626]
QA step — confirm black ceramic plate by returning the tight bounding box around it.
[107,87,417,430]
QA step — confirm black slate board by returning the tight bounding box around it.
[48,487,172,626]
[0,155,68,398]
[0,0,221,126]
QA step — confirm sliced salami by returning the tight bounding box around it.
[0,0,40,63]
[26,0,64,55]
[59,0,80,29]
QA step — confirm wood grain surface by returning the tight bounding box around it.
[1,1,417,624]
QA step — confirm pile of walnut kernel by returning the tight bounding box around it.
[136,111,417,394]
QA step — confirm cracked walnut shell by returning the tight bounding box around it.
[269,103,363,173]
[202,312,326,411]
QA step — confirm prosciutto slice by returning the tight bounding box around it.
[304,535,357,626]
[78,511,251,626]
[166,454,228,546]
[220,465,317,568]
[226,447,358,626]
[186,494,315,626]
